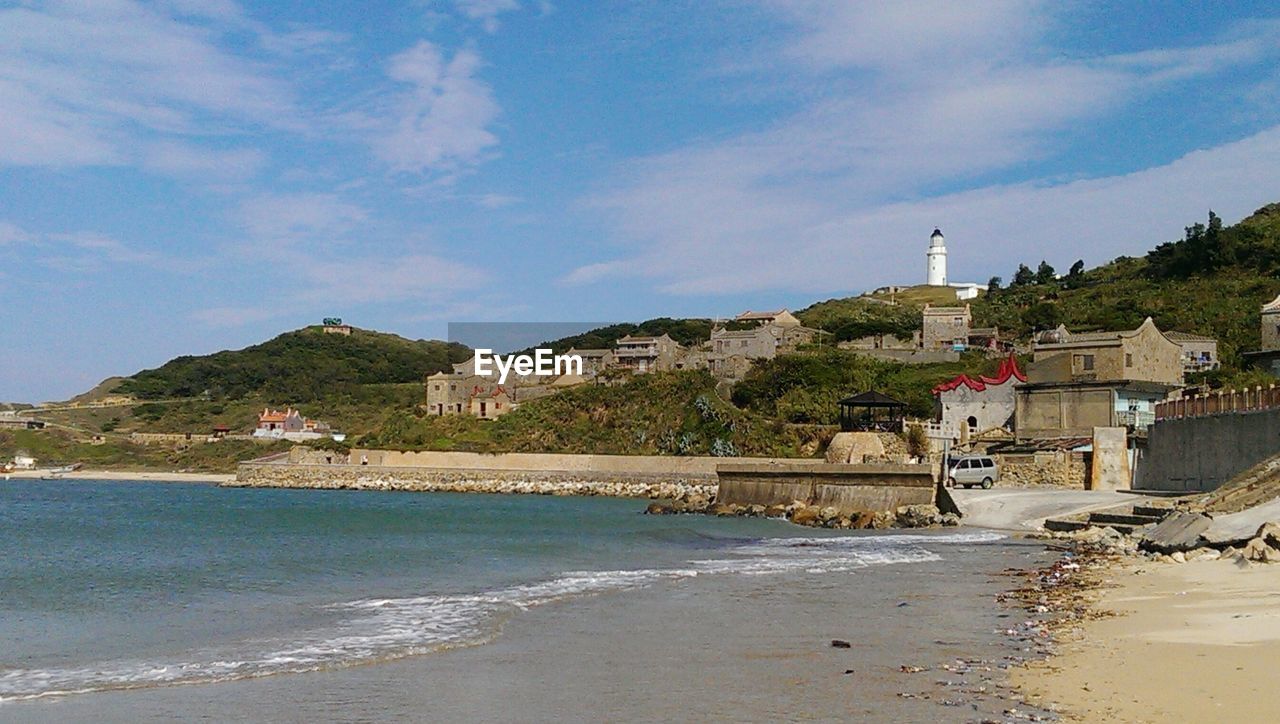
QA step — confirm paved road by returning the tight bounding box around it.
[949,488,1133,531]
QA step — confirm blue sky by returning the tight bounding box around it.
[3,1,1280,401]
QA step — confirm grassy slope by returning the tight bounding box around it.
[360,370,831,457]
[0,428,290,473]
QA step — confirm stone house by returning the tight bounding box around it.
[425,371,471,415]
[706,314,823,380]
[254,408,331,440]
[469,388,511,420]
[565,347,614,377]
[841,332,920,351]
[922,304,971,350]
[932,355,1026,439]
[734,309,802,327]
[1243,293,1280,375]
[1028,318,1182,387]
[613,333,683,373]
[1164,331,1219,377]
[1015,318,1182,440]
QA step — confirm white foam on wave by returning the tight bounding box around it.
[0,529,1004,702]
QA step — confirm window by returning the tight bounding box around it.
[1074,354,1095,372]
[957,459,970,469]
[982,459,994,468]
[1125,353,1133,367]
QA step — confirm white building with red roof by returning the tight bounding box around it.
[931,355,1026,439]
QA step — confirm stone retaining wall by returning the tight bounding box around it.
[998,452,1087,488]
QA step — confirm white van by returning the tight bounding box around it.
[947,455,999,489]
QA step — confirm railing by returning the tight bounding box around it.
[1115,409,1155,429]
[1155,385,1280,421]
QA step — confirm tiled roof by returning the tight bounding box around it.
[1164,331,1217,343]
[932,355,1026,395]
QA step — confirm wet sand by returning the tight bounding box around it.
[1015,558,1280,722]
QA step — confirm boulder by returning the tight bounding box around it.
[764,504,788,519]
[1240,537,1277,563]
[791,506,822,526]
[940,512,961,527]
[708,502,735,517]
[747,504,767,517]
[645,502,671,515]
[1257,521,1280,551]
[871,511,895,529]
[896,504,942,528]
[849,510,876,529]
[825,432,885,464]
[819,506,841,523]
[1139,511,1212,554]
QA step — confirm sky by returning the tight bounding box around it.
[3,1,1280,402]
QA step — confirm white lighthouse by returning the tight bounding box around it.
[926,228,947,286]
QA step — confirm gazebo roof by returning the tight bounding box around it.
[838,391,906,408]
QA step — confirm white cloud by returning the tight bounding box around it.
[369,41,500,174]
[0,0,301,169]
[571,4,1280,295]
[238,193,369,245]
[141,141,266,181]
[765,0,1046,72]
[569,126,1280,294]
[0,222,34,246]
[298,254,488,305]
[190,305,284,328]
[452,0,521,32]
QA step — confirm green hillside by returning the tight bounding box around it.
[531,317,717,353]
[118,326,470,402]
[360,370,831,457]
[973,204,1280,375]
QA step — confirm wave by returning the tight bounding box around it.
[0,530,1004,702]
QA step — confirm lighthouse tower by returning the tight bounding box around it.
[926,228,947,286]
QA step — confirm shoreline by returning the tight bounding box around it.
[1013,554,1280,721]
[4,470,233,484]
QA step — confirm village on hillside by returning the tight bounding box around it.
[6,226,1280,496]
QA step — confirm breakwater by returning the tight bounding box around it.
[232,449,828,499]
[229,462,718,499]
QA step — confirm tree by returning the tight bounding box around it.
[987,276,1002,294]
[1012,264,1035,286]
[1022,301,1062,330]
[1063,259,1086,289]
[1035,261,1057,285]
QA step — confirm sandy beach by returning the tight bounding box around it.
[4,469,233,484]
[1016,558,1280,722]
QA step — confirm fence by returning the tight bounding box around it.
[1155,385,1280,421]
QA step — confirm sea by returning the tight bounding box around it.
[0,479,1054,722]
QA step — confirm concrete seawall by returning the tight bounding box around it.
[1136,408,1280,492]
[715,462,936,514]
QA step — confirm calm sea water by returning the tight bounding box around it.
[0,479,1030,721]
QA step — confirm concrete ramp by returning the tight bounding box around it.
[949,489,1133,531]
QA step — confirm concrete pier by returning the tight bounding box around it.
[714,462,935,515]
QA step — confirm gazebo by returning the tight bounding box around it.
[838,391,907,432]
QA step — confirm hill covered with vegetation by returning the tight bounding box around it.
[972,204,1280,379]
[118,326,470,402]
[360,370,831,457]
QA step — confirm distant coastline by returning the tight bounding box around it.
[3,469,233,484]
